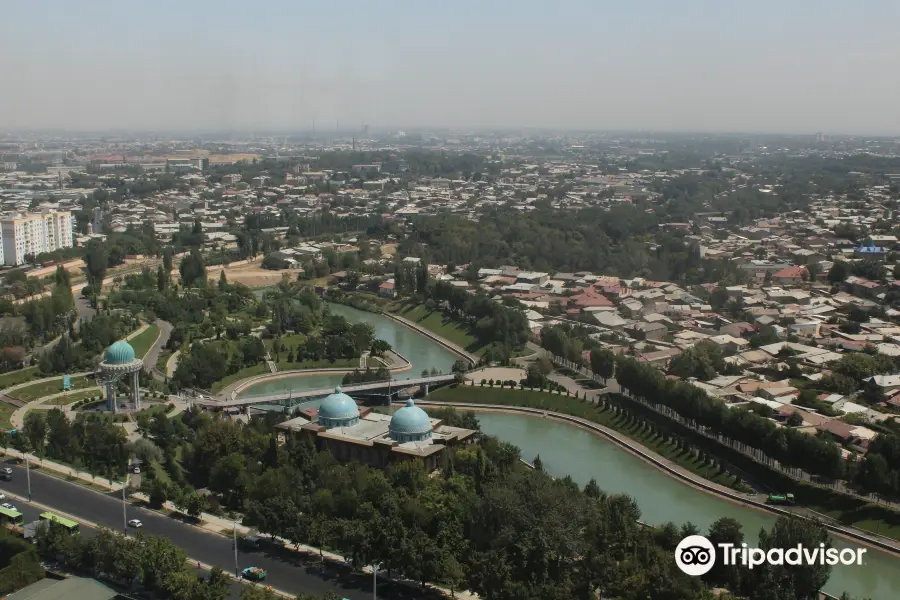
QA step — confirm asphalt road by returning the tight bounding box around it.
[143,319,173,379]
[0,463,429,600]
[1,494,247,600]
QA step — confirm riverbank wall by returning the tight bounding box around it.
[230,351,412,400]
[415,399,900,559]
[326,296,478,366]
[381,312,478,367]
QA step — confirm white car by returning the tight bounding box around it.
[0,493,6,501]
[127,519,143,528]
[1,503,16,511]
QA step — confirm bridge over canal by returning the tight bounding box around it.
[193,374,456,408]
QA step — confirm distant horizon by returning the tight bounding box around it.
[3,1,899,135]
[1,126,899,140]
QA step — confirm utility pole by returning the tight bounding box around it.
[122,470,128,534]
[372,563,378,600]
[233,520,239,577]
[25,456,31,502]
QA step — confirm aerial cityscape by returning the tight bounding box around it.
[2,3,900,600]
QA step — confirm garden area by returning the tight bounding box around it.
[390,303,480,351]
[0,402,14,431]
[128,323,160,359]
[0,367,41,391]
[7,375,93,403]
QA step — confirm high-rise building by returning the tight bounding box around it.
[0,211,74,265]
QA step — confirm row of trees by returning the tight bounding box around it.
[9,409,129,479]
[616,358,848,480]
[32,522,231,600]
[428,280,530,353]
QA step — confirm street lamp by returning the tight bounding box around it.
[122,466,128,534]
[372,562,382,600]
[232,520,239,577]
[25,454,31,502]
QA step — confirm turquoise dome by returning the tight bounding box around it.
[389,399,433,442]
[318,387,360,428]
[105,340,136,364]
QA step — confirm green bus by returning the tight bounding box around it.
[39,512,80,534]
[0,507,23,527]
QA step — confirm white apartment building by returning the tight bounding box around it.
[0,211,74,265]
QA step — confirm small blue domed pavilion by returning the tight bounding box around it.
[97,339,144,413]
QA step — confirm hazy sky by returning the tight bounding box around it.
[2,0,899,134]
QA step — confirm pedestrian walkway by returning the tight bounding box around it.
[165,350,180,377]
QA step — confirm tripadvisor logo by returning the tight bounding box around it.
[675,535,866,577]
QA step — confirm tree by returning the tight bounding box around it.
[705,517,745,590]
[370,339,392,357]
[827,261,850,284]
[22,411,48,457]
[787,412,804,427]
[157,265,168,291]
[179,249,206,288]
[85,241,109,292]
[749,325,780,348]
[163,248,174,274]
[141,534,188,593]
[847,305,869,324]
[589,348,616,379]
[749,516,832,600]
[183,491,207,521]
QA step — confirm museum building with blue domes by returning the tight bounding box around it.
[278,387,476,471]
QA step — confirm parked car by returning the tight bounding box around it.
[241,567,267,581]
[1,503,17,512]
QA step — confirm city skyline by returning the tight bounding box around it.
[1,0,900,135]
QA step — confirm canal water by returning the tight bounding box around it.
[238,303,900,598]
[475,411,900,600]
[236,303,458,398]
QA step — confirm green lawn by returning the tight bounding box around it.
[0,403,14,430]
[266,333,308,354]
[128,324,160,359]
[46,389,99,406]
[0,367,40,390]
[276,357,358,371]
[428,385,747,490]
[390,304,480,351]
[210,363,271,394]
[156,349,173,374]
[8,375,93,402]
